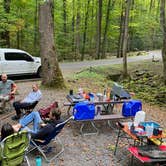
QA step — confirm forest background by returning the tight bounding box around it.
[0,0,162,61]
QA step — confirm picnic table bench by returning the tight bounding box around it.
[73,114,132,136]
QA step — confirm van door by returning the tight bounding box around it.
[4,52,35,75]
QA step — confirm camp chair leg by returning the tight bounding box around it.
[24,155,31,166]
[80,121,99,136]
[114,128,121,155]
[30,137,64,163]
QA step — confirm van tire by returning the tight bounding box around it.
[37,67,42,78]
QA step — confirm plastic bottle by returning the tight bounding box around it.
[134,110,146,127]
[103,89,107,101]
[35,156,42,166]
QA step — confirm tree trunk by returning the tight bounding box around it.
[34,0,38,53]
[63,0,67,59]
[75,0,81,59]
[117,1,125,58]
[2,0,11,47]
[72,0,75,53]
[39,0,65,88]
[101,0,115,59]
[122,0,131,77]
[160,0,166,85]
[81,0,90,61]
[96,0,102,59]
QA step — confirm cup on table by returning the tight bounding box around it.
[158,128,163,135]
[153,128,159,136]
[96,106,101,115]
[89,93,94,102]
[145,125,153,137]
[128,122,133,130]
[35,156,42,166]
[69,89,73,95]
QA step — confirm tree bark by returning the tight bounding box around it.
[81,0,90,61]
[63,0,67,59]
[39,0,65,88]
[122,0,131,77]
[96,0,102,59]
[101,0,115,59]
[2,0,11,47]
[34,0,38,53]
[117,1,125,58]
[160,0,166,85]
[75,0,81,58]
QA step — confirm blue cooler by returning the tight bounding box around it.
[73,102,95,120]
[122,100,142,117]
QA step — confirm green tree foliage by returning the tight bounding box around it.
[0,0,163,60]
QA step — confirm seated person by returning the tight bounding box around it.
[12,84,42,120]
[1,123,14,141]
[12,107,63,140]
[0,74,17,109]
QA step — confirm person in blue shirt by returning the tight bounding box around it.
[12,84,42,120]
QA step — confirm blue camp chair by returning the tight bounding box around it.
[29,116,73,163]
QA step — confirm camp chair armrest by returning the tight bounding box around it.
[33,139,45,143]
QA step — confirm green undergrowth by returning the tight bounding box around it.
[67,60,166,108]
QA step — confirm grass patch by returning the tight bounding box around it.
[65,59,165,108]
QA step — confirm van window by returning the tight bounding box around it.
[5,53,34,62]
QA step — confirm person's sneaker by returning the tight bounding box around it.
[11,115,20,121]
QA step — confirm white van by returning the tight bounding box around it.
[0,48,41,77]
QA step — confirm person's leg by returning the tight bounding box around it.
[13,102,31,117]
[19,111,42,133]
[13,101,22,116]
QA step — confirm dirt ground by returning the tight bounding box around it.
[1,81,166,166]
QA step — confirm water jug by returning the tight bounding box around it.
[134,110,146,126]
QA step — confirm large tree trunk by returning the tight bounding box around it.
[96,0,102,59]
[39,0,65,88]
[160,0,166,85]
[122,0,131,77]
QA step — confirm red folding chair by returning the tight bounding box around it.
[38,101,58,120]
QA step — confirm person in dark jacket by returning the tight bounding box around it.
[12,107,62,140]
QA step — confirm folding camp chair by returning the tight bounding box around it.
[29,116,73,163]
[38,101,58,120]
[0,83,16,113]
[0,130,30,166]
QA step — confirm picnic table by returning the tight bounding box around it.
[64,94,129,116]
[64,94,132,135]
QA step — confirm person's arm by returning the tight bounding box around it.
[10,83,17,94]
